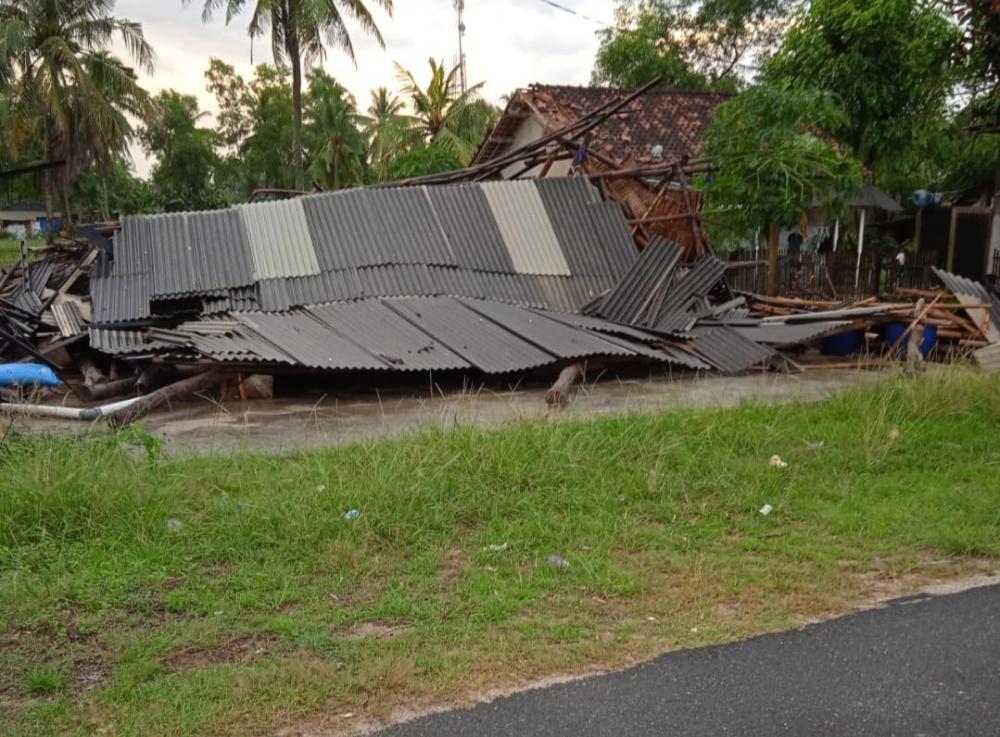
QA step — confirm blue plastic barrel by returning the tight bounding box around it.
[820,330,865,356]
[881,322,938,358]
[0,363,61,387]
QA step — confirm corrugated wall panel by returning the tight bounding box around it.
[599,237,683,325]
[425,184,515,272]
[366,187,455,266]
[480,180,570,276]
[239,198,320,279]
[189,210,255,291]
[302,189,387,270]
[586,201,640,280]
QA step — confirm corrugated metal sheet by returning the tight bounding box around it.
[237,312,386,370]
[975,342,1000,371]
[302,188,386,269]
[458,297,635,360]
[387,296,556,372]
[285,269,363,306]
[598,237,683,325]
[189,210,255,291]
[91,270,151,323]
[481,180,570,276]
[51,301,85,337]
[147,212,197,297]
[366,187,455,266]
[308,301,470,371]
[238,198,320,279]
[113,217,154,275]
[357,263,437,298]
[539,311,662,343]
[688,326,776,374]
[654,256,727,330]
[595,331,710,370]
[933,267,1000,343]
[586,201,639,280]
[728,321,852,346]
[89,327,170,355]
[255,279,293,312]
[536,177,615,277]
[26,260,53,295]
[425,184,514,272]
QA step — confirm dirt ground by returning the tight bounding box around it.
[8,367,886,456]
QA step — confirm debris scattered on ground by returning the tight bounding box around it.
[485,543,510,552]
[547,555,570,570]
[344,509,361,521]
[760,504,774,516]
[769,455,788,469]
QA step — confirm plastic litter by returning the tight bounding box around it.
[890,428,902,441]
[0,363,60,388]
[485,542,510,552]
[769,455,788,469]
[547,555,570,570]
[165,518,184,532]
[344,509,361,521]
[316,484,327,493]
[759,504,773,516]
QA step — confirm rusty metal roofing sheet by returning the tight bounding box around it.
[238,198,320,279]
[481,180,570,276]
[387,296,556,372]
[688,326,776,374]
[425,183,514,272]
[457,297,634,360]
[237,312,386,370]
[308,301,470,371]
[598,237,683,325]
[536,177,615,277]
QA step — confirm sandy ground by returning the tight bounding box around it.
[8,368,886,456]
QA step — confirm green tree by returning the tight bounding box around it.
[305,70,367,189]
[73,158,154,221]
[189,0,392,191]
[139,90,224,211]
[362,86,421,181]
[592,0,796,90]
[386,143,461,180]
[205,58,255,152]
[241,65,297,192]
[764,0,961,172]
[0,0,154,232]
[702,83,863,239]
[395,58,498,166]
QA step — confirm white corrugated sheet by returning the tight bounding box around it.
[238,198,321,279]
[480,181,570,277]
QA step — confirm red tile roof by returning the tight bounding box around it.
[475,84,732,166]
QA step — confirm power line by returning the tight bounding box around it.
[535,0,614,29]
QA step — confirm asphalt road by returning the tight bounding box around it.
[374,584,1000,737]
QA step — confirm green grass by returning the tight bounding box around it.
[0,236,47,268]
[2,370,1000,736]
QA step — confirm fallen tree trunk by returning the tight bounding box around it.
[77,376,137,402]
[545,363,584,407]
[108,370,227,429]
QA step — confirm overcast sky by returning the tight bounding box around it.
[114,0,615,175]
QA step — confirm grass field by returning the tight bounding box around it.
[0,236,48,268]
[2,371,999,736]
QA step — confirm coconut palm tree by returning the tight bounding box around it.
[0,0,154,232]
[394,58,498,166]
[362,86,420,181]
[305,70,366,190]
[190,0,392,191]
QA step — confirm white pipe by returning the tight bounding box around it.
[854,209,867,289]
[0,396,143,421]
[832,218,840,252]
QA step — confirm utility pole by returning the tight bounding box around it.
[454,0,467,94]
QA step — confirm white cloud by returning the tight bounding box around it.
[113,0,613,176]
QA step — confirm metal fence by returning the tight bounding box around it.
[724,249,940,299]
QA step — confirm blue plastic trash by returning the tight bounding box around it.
[0,363,61,388]
[881,322,938,358]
